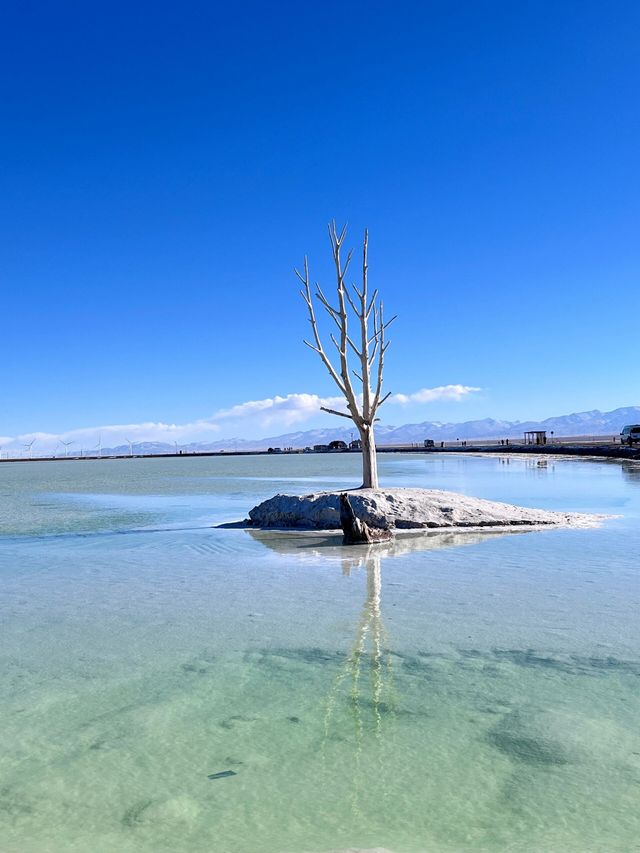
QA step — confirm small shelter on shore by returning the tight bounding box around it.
[524,430,547,445]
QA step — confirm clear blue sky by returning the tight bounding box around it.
[1,1,639,446]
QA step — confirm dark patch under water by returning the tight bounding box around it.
[261,647,347,666]
[0,786,33,818]
[487,730,569,766]
[122,799,153,827]
[180,663,209,675]
[399,655,439,677]
[488,649,640,677]
[219,715,257,730]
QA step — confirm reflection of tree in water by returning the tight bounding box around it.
[324,549,392,739]
[249,526,517,761]
[322,548,396,814]
[247,526,523,814]
[247,526,514,561]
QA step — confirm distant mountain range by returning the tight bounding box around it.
[104,406,640,455]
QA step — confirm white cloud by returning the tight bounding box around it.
[391,385,481,405]
[213,393,345,427]
[0,384,480,454]
[4,419,221,455]
[213,385,481,427]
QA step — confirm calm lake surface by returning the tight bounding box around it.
[1,453,638,853]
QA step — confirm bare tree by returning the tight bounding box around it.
[296,223,396,489]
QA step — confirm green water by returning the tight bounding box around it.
[0,454,639,852]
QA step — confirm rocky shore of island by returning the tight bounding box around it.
[247,488,602,532]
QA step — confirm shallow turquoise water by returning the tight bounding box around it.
[0,453,639,852]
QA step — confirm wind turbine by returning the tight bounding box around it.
[23,438,36,459]
[94,435,102,458]
[61,439,74,458]
[125,438,135,457]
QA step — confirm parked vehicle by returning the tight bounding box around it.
[424,439,435,448]
[620,425,640,446]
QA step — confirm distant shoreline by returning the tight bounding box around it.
[2,443,638,463]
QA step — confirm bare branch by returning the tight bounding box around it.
[299,255,347,396]
[320,406,353,420]
[347,336,362,357]
[299,290,312,309]
[316,289,342,330]
[342,248,353,280]
[366,289,378,318]
[345,286,362,319]
[315,285,340,318]
[337,221,348,244]
[367,313,396,346]
[328,224,360,419]
[371,300,389,415]
[328,220,348,250]
[359,228,372,422]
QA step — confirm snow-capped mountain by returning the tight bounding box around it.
[103,406,640,455]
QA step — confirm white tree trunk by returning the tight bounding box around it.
[359,424,379,489]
